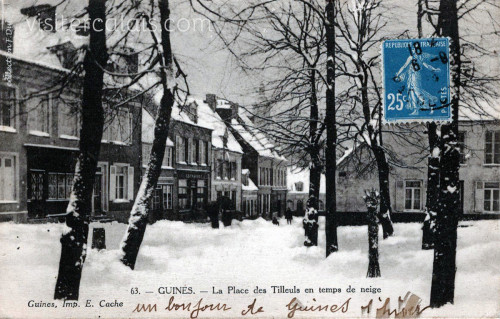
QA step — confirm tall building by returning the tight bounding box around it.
[206,94,288,219]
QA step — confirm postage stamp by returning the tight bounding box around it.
[382,38,451,123]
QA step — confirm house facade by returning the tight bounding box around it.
[142,101,212,222]
[336,120,500,215]
[241,169,258,217]
[205,94,288,219]
[0,54,142,223]
[286,167,327,215]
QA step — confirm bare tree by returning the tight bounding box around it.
[418,0,500,250]
[120,0,186,269]
[430,0,461,307]
[325,0,339,255]
[54,0,108,300]
[334,0,394,238]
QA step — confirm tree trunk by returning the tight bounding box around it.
[364,190,381,278]
[303,69,320,247]
[418,0,440,251]
[422,152,439,249]
[325,0,338,256]
[430,0,461,307]
[120,0,175,270]
[54,0,108,300]
[372,146,394,239]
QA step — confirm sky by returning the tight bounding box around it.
[2,0,499,113]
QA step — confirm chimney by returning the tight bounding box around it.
[205,94,217,111]
[21,5,56,32]
[231,103,239,121]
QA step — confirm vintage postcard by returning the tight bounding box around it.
[0,0,499,318]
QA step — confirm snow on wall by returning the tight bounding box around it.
[287,166,326,194]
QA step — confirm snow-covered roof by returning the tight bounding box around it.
[241,168,250,175]
[458,99,500,122]
[287,166,326,194]
[3,0,88,70]
[141,109,173,146]
[230,111,286,160]
[242,177,258,192]
[187,97,243,153]
[143,96,243,154]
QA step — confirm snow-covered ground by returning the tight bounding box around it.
[0,217,499,318]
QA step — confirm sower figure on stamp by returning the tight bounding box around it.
[393,44,442,115]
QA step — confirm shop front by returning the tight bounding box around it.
[176,170,209,220]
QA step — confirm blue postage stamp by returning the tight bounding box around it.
[383,38,451,123]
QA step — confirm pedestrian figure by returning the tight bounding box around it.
[272,216,280,226]
[286,207,293,225]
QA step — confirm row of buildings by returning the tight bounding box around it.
[0,3,499,223]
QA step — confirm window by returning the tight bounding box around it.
[485,131,500,165]
[405,180,422,211]
[116,166,127,199]
[152,185,161,210]
[47,172,73,200]
[0,86,16,129]
[178,179,189,209]
[185,138,190,163]
[176,136,185,163]
[295,182,303,192]
[197,180,206,209]
[163,147,173,167]
[230,163,236,180]
[458,131,466,164]
[0,154,17,201]
[205,141,209,165]
[110,164,134,201]
[231,190,236,208]
[27,95,50,135]
[104,108,132,144]
[198,140,206,165]
[58,101,79,138]
[484,182,500,212]
[162,184,173,209]
[242,174,249,186]
[190,138,197,164]
[216,159,223,179]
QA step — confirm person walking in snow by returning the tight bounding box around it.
[286,208,293,225]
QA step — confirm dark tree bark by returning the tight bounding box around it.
[325,0,338,256]
[54,0,108,300]
[357,41,394,239]
[372,145,394,239]
[422,153,439,249]
[430,0,461,308]
[303,69,321,247]
[418,0,440,251]
[120,0,175,269]
[364,190,381,278]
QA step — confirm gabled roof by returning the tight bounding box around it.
[142,96,243,154]
[229,110,286,160]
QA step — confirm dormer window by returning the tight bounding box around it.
[295,182,303,192]
[20,5,56,32]
[182,101,198,124]
[107,47,139,75]
[47,42,78,69]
